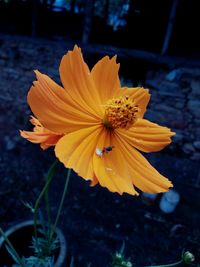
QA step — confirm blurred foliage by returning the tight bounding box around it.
[0,0,129,16]
[0,0,55,5]
[94,0,129,18]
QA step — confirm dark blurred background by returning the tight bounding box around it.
[0,0,200,266]
[0,0,199,56]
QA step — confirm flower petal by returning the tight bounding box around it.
[28,71,101,134]
[120,87,150,118]
[20,130,62,150]
[116,119,175,152]
[93,129,138,195]
[115,134,173,193]
[59,45,103,117]
[55,126,102,181]
[20,116,63,150]
[91,55,120,102]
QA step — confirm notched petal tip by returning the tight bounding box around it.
[158,179,173,194]
[32,70,44,87]
[33,69,41,77]
[111,54,118,62]
[111,54,120,68]
[19,129,27,138]
[122,190,139,197]
[73,44,81,51]
[143,87,150,95]
[108,55,120,66]
[171,131,176,137]
[90,177,98,187]
[65,44,81,57]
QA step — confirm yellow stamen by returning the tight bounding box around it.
[103,96,140,129]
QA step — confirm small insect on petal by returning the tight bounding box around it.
[96,146,115,157]
[104,146,114,152]
[96,148,104,157]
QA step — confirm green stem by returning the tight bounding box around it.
[145,259,183,267]
[33,159,59,241]
[44,172,51,240]
[0,227,26,267]
[50,168,72,242]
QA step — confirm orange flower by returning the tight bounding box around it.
[20,116,63,150]
[26,45,175,195]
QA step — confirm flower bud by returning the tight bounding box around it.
[121,261,132,267]
[115,252,122,260]
[182,251,195,264]
[126,261,132,267]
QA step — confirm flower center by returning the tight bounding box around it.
[103,96,139,129]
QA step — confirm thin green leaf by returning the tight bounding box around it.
[70,256,74,267]
[5,244,20,264]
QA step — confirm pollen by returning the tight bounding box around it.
[103,96,140,129]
